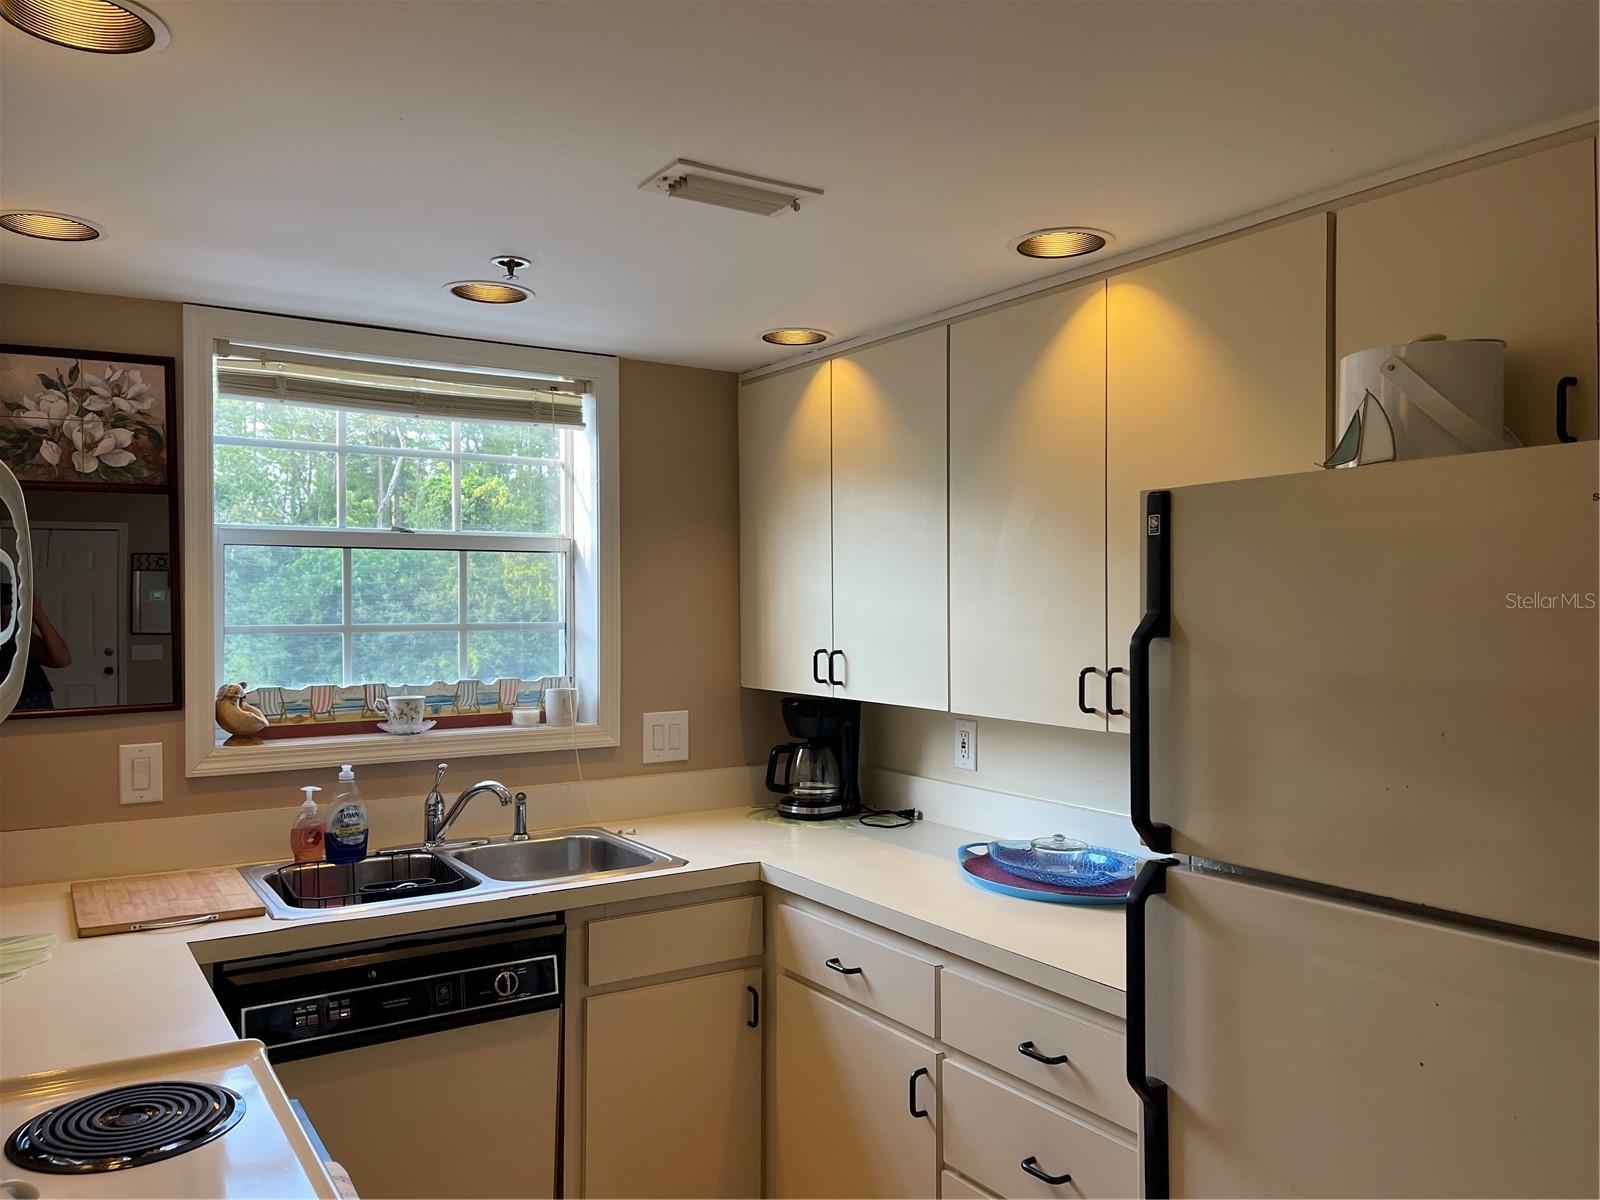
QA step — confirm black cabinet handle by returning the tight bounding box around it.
[812,649,827,685]
[1020,1157,1072,1186]
[1017,1040,1069,1066]
[1105,665,1126,717]
[1130,489,1173,854]
[746,984,760,1029]
[1076,666,1097,715]
[1556,376,1579,443]
[824,956,863,975]
[827,649,845,687]
[908,1067,930,1118]
[1127,857,1178,1199]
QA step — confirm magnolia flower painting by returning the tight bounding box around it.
[0,348,171,487]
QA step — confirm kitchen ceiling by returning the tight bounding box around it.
[1,0,1594,373]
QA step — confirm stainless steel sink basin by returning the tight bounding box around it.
[242,828,686,920]
[243,850,479,917]
[446,828,685,884]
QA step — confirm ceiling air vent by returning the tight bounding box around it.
[640,159,822,216]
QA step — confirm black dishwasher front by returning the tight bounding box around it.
[211,914,563,1062]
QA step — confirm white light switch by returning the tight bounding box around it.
[642,711,689,764]
[119,743,163,804]
[954,719,977,771]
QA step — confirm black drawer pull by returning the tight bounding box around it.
[1018,1040,1070,1066]
[1076,666,1098,715]
[746,984,760,1028]
[908,1067,930,1118]
[1021,1156,1072,1186]
[824,957,863,975]
[1105,665,1126,717]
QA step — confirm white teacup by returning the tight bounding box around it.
[375,694,427,730]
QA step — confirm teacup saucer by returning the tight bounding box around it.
[377,719,436,735]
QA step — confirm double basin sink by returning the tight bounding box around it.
[242,827,686,919]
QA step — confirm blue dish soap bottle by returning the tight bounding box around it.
[326,764,369,864]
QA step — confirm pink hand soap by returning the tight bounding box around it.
[290,786,325,863]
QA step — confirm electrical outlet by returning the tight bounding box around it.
[954,719,977,771]
[642,710,689,764]
[119,743,163,804]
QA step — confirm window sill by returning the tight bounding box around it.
[187,721,620,777]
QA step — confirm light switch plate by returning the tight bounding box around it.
[954,719,977,771]
[642,710,689,764]
[119,743,163,805]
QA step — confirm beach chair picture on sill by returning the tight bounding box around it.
[209,676,569,743]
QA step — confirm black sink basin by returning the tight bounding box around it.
[252,850,478,913]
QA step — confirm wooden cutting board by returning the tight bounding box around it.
[71,867,264,937]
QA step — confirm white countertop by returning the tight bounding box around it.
[0,806,1127,1084]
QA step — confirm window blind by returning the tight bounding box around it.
[214,342,588,428]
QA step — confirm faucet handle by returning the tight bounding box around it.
[512,791,529,841]
[433,762,449,787]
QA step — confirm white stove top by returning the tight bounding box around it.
[0,1041,337,1199]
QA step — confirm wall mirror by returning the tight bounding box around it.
[0,344,181,717]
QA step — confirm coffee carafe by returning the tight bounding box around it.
[766,696,861,820]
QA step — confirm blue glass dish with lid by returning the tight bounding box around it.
[986,834,1140,889]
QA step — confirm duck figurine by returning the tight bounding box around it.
[215,681,270,739]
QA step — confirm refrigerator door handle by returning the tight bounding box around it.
[1130,489,1172,853]
[1126,857,1178,1200]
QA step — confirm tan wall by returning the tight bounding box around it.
[0,285,784,830]
[860,705,1130,815]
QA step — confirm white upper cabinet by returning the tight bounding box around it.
[1105,215,1330,730]
[829,327,950,710]
[1335,138,1598,446]
[949,282,1107,730]
[739,361,833,695]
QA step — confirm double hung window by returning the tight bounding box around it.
[183,307,620,775]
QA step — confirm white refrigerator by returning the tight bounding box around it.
[1124,441,1598,1198]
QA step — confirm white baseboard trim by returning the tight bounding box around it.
[0,765,763,887]
[864,768,1143,855]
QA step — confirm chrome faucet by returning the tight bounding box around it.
[423,763,527,846]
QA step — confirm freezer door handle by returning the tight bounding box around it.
[1126,857,1177,1199]
[1129,489,1172,854]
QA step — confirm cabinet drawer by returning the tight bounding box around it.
[943,1061,1138,1200]
[774,903,938,1035]
[587,896,763,986]
[941,968,1133,1129]
[942,1169,1000,1199]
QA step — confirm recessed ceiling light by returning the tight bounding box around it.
[761,328,829,347]
[447,281,531,304]
[0,210,101,241]
[1013,227,1111,259]
[445,254,533,304]
[0,0,169,53]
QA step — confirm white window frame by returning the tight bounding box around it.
[182,305,621,777]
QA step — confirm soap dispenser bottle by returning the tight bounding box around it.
[290,786,325,863]
[326,764,369,864]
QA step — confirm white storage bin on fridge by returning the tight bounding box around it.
[1330,336,1518,466]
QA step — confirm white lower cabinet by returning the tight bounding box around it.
[583,967,763,1198]
[942,1060,1138,1199]
[574,893,1130,1200]
[773,975,941,1199]
[942,1169,1001,1199]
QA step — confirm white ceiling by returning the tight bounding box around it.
[1,0,1595,373]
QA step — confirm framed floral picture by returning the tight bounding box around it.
[0,345,175,490]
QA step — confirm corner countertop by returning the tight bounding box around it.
[0,806,1128,1083]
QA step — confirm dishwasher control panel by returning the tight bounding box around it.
[214,917,563,1060]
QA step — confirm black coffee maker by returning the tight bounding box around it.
[766,696,861,820]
